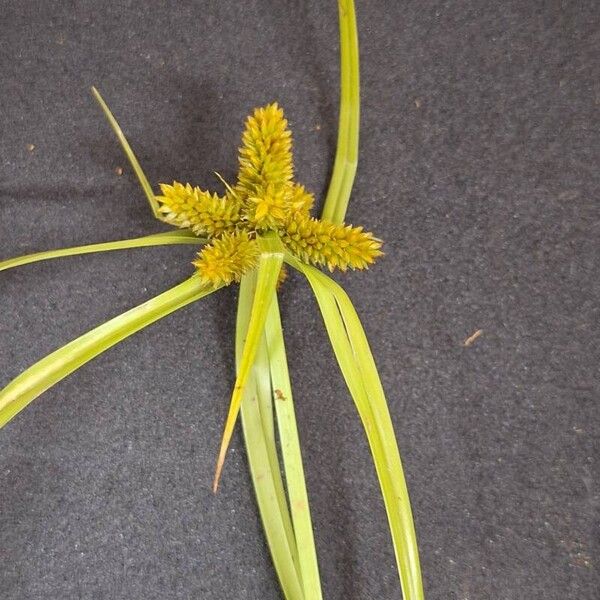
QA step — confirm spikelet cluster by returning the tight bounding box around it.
[237,104,292,189]
[282,216,383,272]
[236,103,305,229]
[193,231,259,287]
[289,184,314,216]
[158,103,382,287]
[157,182,241,237]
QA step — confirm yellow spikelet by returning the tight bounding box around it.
[157,182,241,237]
[237,103,293,196]
[236,103,294,229]
[282,214,383,272]
[246,182,289,230]
[289,184,314,216]
[193,231,259,286]
[244,183,314,230]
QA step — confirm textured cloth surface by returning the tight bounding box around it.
[1,1,598,599]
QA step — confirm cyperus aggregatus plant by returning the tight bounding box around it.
[0,1,424,599]
[156,101,383,490]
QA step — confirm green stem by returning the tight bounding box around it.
[0,230,204,273]
[321,0,360,225]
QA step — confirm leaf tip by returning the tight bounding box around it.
[212,451,226,493]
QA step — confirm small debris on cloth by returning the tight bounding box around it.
[463,329,483,347]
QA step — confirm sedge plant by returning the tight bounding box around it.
[0,1,424,598]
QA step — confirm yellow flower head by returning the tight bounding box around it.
[237,103,293,197]
[158,103,383,287]
[156,182,241,237]
[282,216,383,272]
[193,231,259,287]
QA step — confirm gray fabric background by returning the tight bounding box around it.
[1,1,598,598]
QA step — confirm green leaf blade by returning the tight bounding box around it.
[254,323,301,573]
[237,272,305,600]
[287,256,424,600]
[213,232,284,491]
[0,275,217,429]
[91,86,162,220]
[239,380,305,600]
[0,230,204,273]
[265,295,323,600]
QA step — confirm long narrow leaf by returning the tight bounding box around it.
[213,232,284,491]
[321,0,360,225]
[0,275,218,429]
[265,295,323,599]
[92,86,163,220]
[0,230,204,273]
[286,255,424,600]
[237,272,304,599]
[254,324,301,573]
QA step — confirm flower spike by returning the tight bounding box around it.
[157,182,242,237]
[282,215,383,272]
[157,103,383,284]
[193,231,260,287]
[237,103,294,195]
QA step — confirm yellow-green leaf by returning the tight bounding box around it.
[0,230,204,273]
[212,232,284,491]
[286,254,424,600]
[0,275,217,429]
[92,86,162,221]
